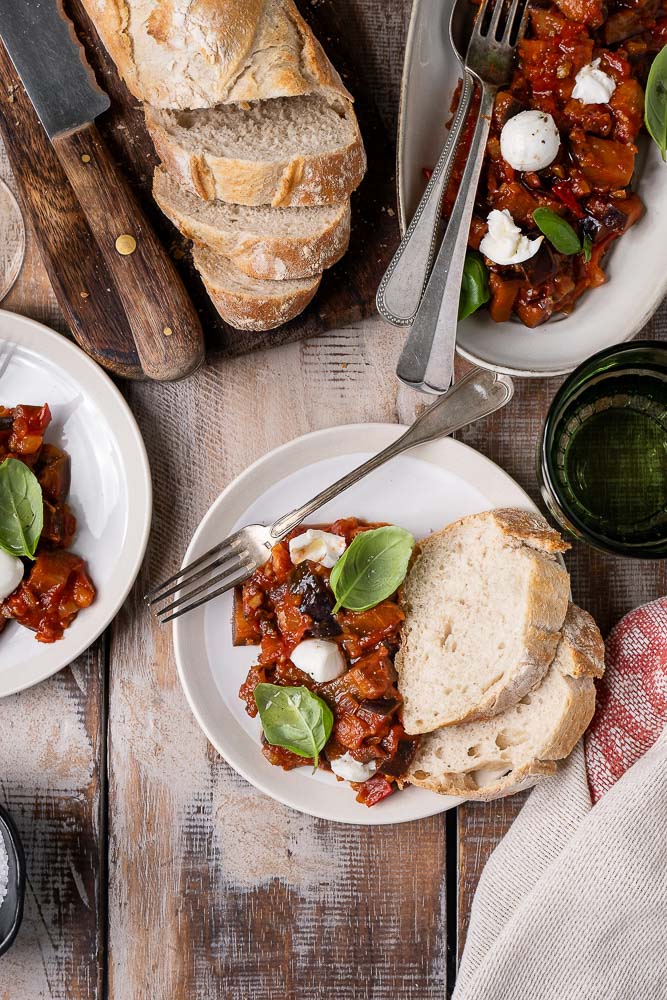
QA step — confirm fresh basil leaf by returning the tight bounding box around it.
[583,233,593,263]
[532,207,582,255]
[646,45,667,161]
[458,250,491,321]
[329,525,414,613]
[0,457,43,559]
[254,683,334,770]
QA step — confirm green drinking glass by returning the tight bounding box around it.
[539,341,667,558]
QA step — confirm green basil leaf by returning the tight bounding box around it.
[0,457,43,559]
[254,684,334,770]
[329,525,414,613]
[646,45,667,161]
[532,207,582,255]
[583,233,593,263]
[458,250,491,321]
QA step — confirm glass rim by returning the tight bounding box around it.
[540,339,667,559]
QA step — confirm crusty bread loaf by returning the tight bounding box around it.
[80,0,351,110]
[396,508,571,734]
[193,246,321,331]
[146,95,366,207]
[406,603,605,800]
[153,167,350,280]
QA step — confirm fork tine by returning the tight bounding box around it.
[144,531,243,602]
[503,0,529,43]
[157,565,255,624]
[472,0,493,37]
[488,0,506,40]
[153,553,257,617]
[153,555,255,617]
[146,545,250,606]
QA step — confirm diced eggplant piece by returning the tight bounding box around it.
[41,502,77,549]
[570,132,636,191]
[37,444,71,505]
[288,562,341,637]
[380,738,421,778]
[232,586,261,646]
[519,244,557,287]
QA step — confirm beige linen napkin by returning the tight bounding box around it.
[453,598,667,1000]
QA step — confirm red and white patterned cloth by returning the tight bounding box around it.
[585,596,667,803]
[454,597,667,1000]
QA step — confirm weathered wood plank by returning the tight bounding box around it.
[0,146,105,1000]
[107,320,450,1000]
[0,648,105,1000]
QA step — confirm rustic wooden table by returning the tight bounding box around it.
[0,8,665,995]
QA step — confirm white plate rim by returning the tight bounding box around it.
[397,0,667,379]
[0,310,152,695]
[173,422,544,825]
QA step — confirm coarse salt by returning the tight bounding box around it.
[0,828,8,909]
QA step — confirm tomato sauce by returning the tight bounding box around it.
[448,0,665,325]
[236,518,419,807]
[0,404,95,643]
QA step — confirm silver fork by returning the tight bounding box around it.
[376,0,476,326]
[396,0,530,394]
[146,367,514,624]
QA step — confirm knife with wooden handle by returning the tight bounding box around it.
[0,0,205,383]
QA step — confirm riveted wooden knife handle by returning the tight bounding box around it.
[53,122,205,382]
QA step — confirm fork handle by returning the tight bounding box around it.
[269,367,514,540]
[376,71,475,326]
[396,84,495,394]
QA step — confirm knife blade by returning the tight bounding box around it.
[0,0,110,138]
[0,0,205,382]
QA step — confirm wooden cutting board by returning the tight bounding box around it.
[0,0,402,373]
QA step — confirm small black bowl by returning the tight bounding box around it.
[0,805,26,956]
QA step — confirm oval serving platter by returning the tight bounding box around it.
[398,0,667,377]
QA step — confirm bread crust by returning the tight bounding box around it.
[396,508,571,734]
[80,0,351,110]
[193,247,321,331]
[153,168,351,280]
[406,603,605,801]
[145,105,367,207]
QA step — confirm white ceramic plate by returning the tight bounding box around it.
[174,423,542,825]
[398,0,667,377]
[0,312,152,696]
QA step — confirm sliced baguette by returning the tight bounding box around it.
[153,167,350,280]
[146,95,366,207]
[193,246,321,331]
[406,603,605,800]
[80,0,351,110]
[396,508,571,734]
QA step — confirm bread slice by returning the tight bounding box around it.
[396,508,571,734]
[406,603,605,800]
[145,95,366,207]
[153,167,351,281]
[193,246,321,331]
[80,0,351,110]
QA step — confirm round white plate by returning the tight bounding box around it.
[398,0,667,377]
[175,423,541,825]
[0,312,152,696]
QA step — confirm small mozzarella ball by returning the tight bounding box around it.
[288,529,346,569]
[479,209,543,266]
[0,549,24,601]
[500,110,561,172]
[572,59,616,104]
[290,638,346,682]
[330,752,378,783]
